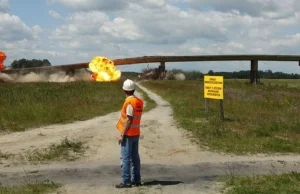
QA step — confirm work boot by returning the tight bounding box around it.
[115,183,132,189]
[132,182,142,187]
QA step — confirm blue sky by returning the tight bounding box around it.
[10,1,53,27]
[1,0,300,74]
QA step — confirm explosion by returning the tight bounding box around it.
[0,51,6,71]
[88,56,121,82]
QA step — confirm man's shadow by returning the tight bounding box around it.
[141,180,183,186]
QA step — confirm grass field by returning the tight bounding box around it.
[0,80,156,132]
[232,79,300,88]
[0,181,61,194]
[141,79,300,154]
[261,79,300,87]
[0,81,126,132]
[223,172,300,194]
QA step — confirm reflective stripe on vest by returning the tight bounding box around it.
[116,96,144,136]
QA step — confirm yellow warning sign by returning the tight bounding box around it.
[204,76,224,100]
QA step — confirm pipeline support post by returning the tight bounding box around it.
[159,61,166,80]
[250,60,259,84]
[66,69,75,77]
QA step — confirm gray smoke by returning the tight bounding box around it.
[0,72,15,83]
[0,69,93,83]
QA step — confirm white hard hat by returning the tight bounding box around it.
[122,79,136,91]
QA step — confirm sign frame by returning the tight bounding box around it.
[204,75,225,120]
[204,75,224,100]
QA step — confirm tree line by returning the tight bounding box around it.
[205,70,300,79]
[8,59,300,80]
[10,59,51,69]
[168,69,300,80]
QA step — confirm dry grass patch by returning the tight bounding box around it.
[222,172,300,194]
[0,151,13,160]
[24,137,88,163]
[0,180,61,194]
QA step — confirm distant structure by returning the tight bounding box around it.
[3,55,300,84]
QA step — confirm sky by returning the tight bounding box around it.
[1,0,300,74]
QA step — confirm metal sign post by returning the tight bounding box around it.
[204,75,224,120]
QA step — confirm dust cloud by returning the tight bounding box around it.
[0,70,93,83]
[0,73,15,83]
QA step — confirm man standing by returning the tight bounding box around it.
[115,79,144,188]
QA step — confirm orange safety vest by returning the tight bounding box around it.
[116,96,144,136]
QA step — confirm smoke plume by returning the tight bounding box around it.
[0,69,93,83]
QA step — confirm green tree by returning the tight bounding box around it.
[11,59,51,69]
[208,70,214,75]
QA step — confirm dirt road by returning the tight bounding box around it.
[0,83,300,194]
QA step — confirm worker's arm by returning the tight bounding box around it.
[118,116,133,144]
[119,104,134,144]
[121,116,133,137]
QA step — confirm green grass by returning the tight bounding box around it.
[0,151,13,160]
[0,81,126,132]
[231,79,300,88]
[223,172,300,194]
[25,137,87,162]
[0,180,61,194]
[141,80,300,154]
[261,79,300,88]
[136,86,157,112]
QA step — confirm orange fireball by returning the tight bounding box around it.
[0,51,6,71]
[88,56,121,82]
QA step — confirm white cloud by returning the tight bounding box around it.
[0,0,9,12]
[50,11,109,39]
[131,0,168,9]
[0,13,34,41]
[32,25,43,36]
[49,10,64,20]
[0,12,63,66]
[187,0,298,19]
[41,1,300,74]
[1,0,300,74]
[47,0,171,12]
[47,0,128,11]
[267,33,300,55]
[99,17,143,41]
[121,5,231,44]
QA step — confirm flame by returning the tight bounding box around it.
[0,51,6,71]
[88,56,121,82]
